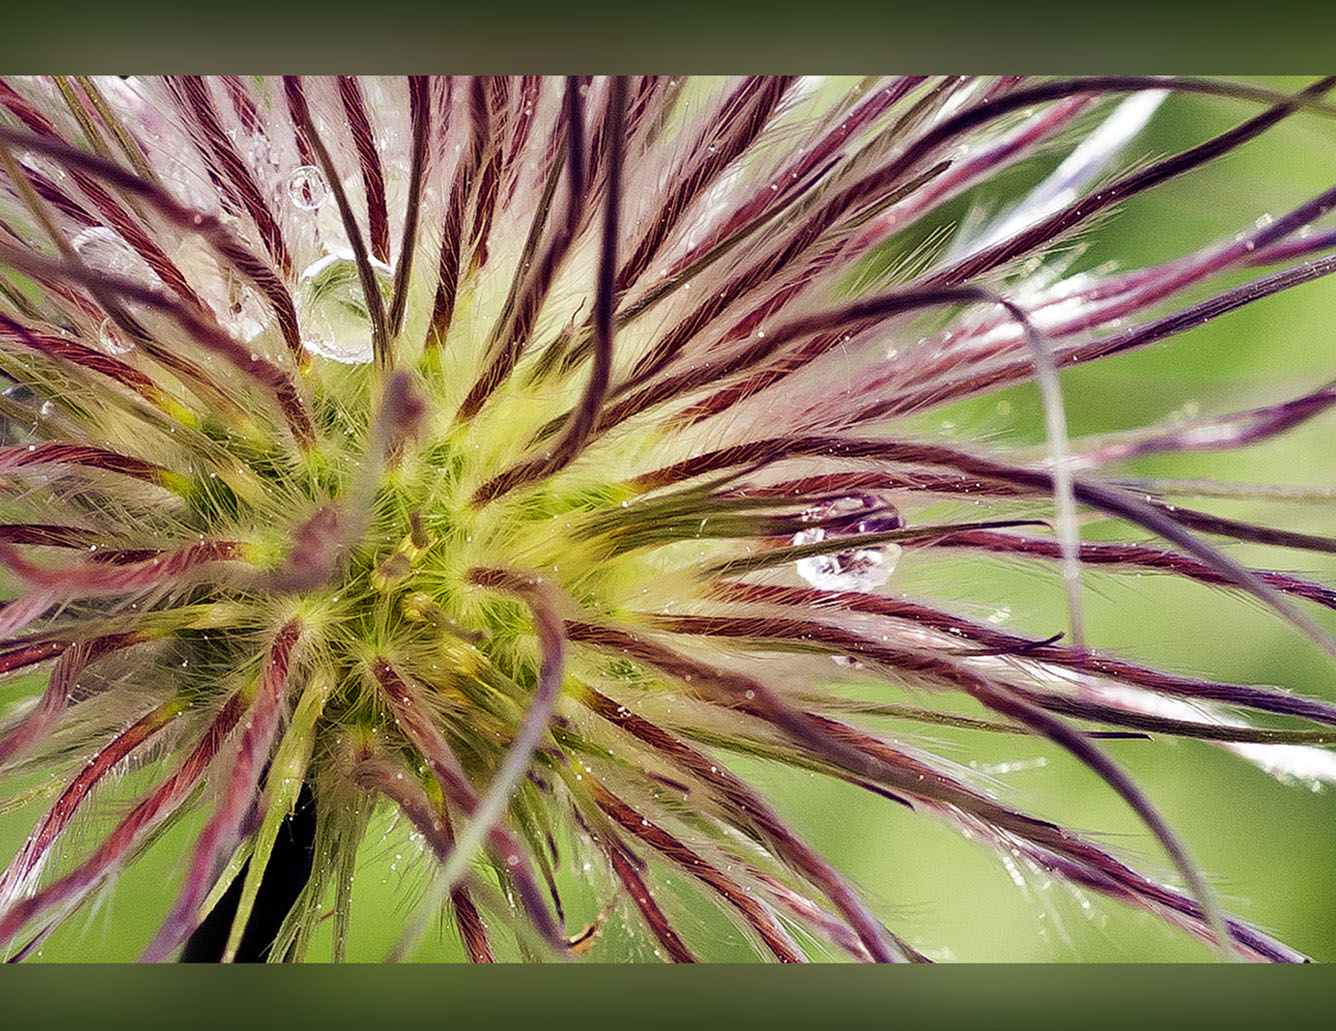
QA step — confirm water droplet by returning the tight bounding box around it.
[297,250,393,364]
[72,226,154,284]
[287,165,329,210]
[793,494,903,591]
[97,317,133,356]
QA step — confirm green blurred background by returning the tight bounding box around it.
[1,78,1334,963]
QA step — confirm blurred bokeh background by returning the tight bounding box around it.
[1,76,1334,963]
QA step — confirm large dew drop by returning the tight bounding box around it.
[72,226,156,285]
[287,165,329,210]
[793,494,903,591]
[297,250,393,364]
[96,317,133,356]
[72,228,156,355]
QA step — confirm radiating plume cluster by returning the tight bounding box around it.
[0,75,1334,962]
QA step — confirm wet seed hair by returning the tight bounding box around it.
[0,75,1334,962]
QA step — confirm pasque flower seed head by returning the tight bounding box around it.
[0,76,1334,962]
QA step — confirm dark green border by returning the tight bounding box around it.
[2,965,1335,1029]
[1,1,1335,70]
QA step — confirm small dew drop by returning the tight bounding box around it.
[287,165,329,210]
[97,317,133,356]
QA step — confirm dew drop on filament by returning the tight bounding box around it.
[96,317,133,356]
[793,494,903,591]
[72,226,154,285]
[287,165,329,210]
[296,250,393,364]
